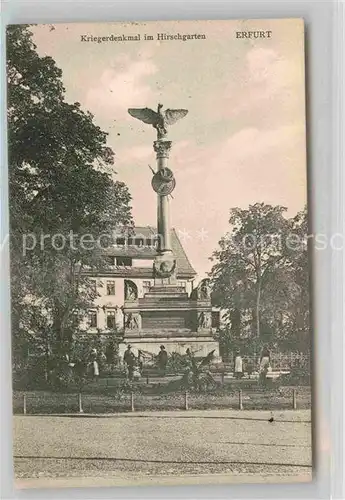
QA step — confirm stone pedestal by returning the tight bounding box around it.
[118,337,219,359]
[121,284,219,360]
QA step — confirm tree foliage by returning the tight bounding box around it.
[7,25,133,365]
[210,203,309,355]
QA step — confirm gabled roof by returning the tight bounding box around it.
[170,228,197,278]
[106,226,196,278]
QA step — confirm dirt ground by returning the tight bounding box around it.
[13,409,313,488]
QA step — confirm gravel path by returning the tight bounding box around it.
[13,409,312,486]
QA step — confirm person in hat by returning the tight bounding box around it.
[123,344,136,381]
[157,345,168,376]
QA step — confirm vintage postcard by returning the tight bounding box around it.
[8,19,311,488]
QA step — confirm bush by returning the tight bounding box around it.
[280,367,310,386]
[24,357,49,390]
[166,352,188,374]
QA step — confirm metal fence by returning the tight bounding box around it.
[13,386,311,415]
[223,352,310,372]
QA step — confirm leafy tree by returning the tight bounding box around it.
[105,338,121,366]
[210,204,310,356]
[276,207,310,352]
[7,25,133,365]
[210,203,291,339]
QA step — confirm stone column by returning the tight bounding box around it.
[153,140,172,253]
[152,140,176,282]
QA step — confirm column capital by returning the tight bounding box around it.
[153,140,172,159]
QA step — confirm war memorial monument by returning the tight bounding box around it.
[118,104,220,358]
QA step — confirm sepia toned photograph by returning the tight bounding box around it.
[8,19,311,488]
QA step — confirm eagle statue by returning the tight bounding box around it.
[128,104,188,139]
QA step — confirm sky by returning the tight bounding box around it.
[32,19,307,279]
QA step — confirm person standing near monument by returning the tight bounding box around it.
[259,346,271,384]
[157,345,168,376]
[123,345,136,381]
[92,359,99,379]
[89,348,100,380]
[234,350,243,379]
[259,346,271,370]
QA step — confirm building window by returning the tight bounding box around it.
[107,280,115,295]
[88,310,97,328]
[135,238,144,247]
[178,281,186,291]
[116,237,126,246]
[106,310,116,329]
[116,257,132,267]
[143,280,151,294]
[107,256,116,265]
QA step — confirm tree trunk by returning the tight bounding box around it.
[44,333,50,382]
[230,309,241,338]
[256,280,261,338]
[52,314,63,348]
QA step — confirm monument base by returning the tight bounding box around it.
[119,334,220,361]
[122,278,219,363]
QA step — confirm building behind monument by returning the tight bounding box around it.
[81,226,221,361]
